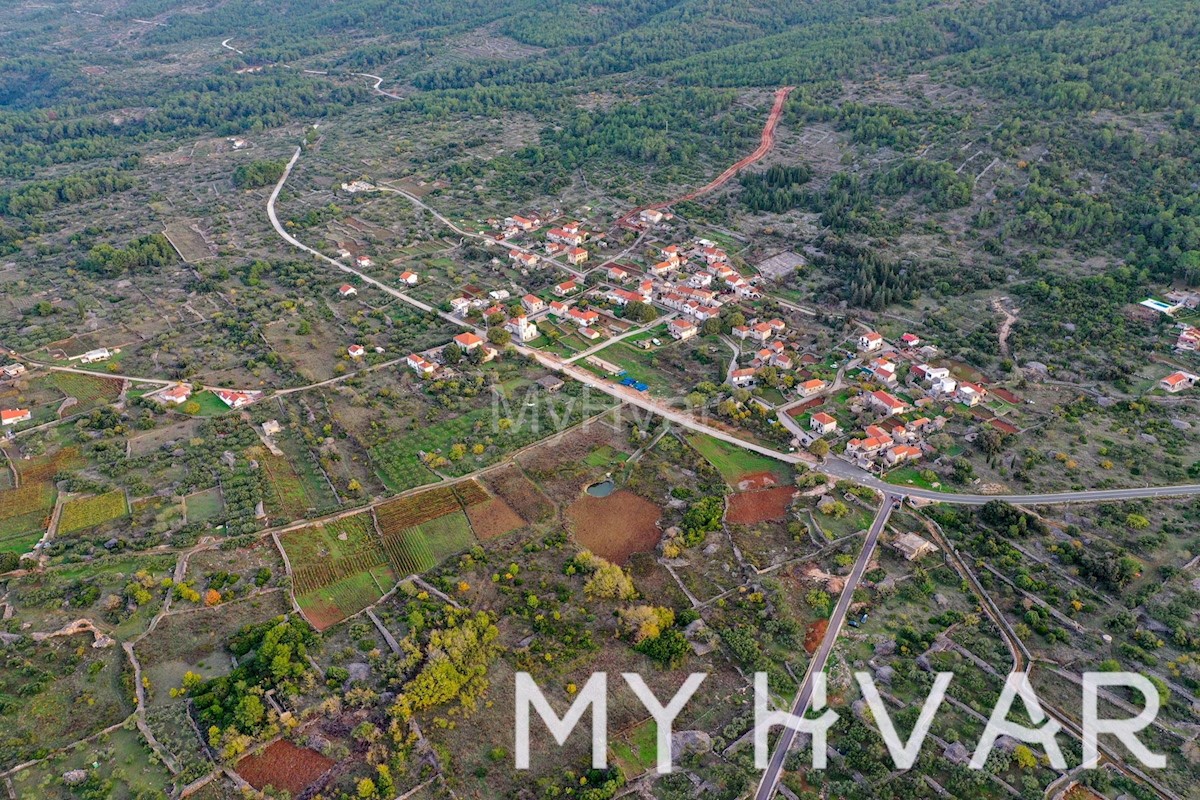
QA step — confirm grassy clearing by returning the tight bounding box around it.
[57,491,129,535]
[181,390,232,416]
[611,719,658,780]
[686,433,788,484]
[11,725,173,799]
[259,446,335,519]
[184,487,224,522]
[45,372,122,411]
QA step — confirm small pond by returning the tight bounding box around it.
[585,479,616,497]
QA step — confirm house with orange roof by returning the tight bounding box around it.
[453,332,483,351]
[797,378,827,397]
[509,250,539,268]
[553,280,578,297]
[1161,371,1198,393]
[729,367,758,388]
[406,354,436,376]
[522,294,546,314]
[215,389,257,409]
[668,318,697,340]
[955,382,987,406]
[568,247,588,265]
[858,331,884,352]
[1,409,32,426]
[884,444,922,466]
[868,390,908,416]
[158,384,191,405]
[608,265,632,282]
[399,271,419,286]
[568,308,600,327]
[810,412,838,435]
[338,284,357,297]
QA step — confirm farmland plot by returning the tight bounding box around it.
[57,491,130,535]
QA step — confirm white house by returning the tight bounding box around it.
[338,284,357,297]
[1161,371,1198,393]
[810,412,838,435]
[669,318,698,340]
[399,271,419,286]
[406,354,436,376]
[729,368,757,388]
[1,409,32,426]
[348,344,366,359]
[639,209,664,225]
[858,332,883,352]
[955,382,987,407]
[453,332,483,352]
[159,384,191,405]
[79,348,111,364]
[522,294,546,314]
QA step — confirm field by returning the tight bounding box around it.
[379,510,476,575]
[162,219,213,262]
[45,372,122,412]
[565,489,661,564]
[465,496,525,539]
[258,448,335,519]
[0,483,55,554]
[297,563,395,630]
[726,487,796,525]
[368,393,615,491]
[283,513,394,630]
[375,486,464,534]
[182,390,236,416]
[686,433,790,486]
[485,467,553,524]
[57,490,130,535]
[610,719,658,780]
[11,725,173,800]
[184,486,224,522]
[236,739,334,797]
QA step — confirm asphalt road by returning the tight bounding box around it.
[753,495,899,800]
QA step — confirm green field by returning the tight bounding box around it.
[181,390,233,416]
[584,445,631,468]
[11,725,172,799]
[611,720,658,780]
[582,340,678,395]
[283,513,379,569]
[57,491,129,535]
[686,433,789,484]
[296,563,395,624]
[884,466,943,491]
[184,487,224,522]
[412,509,476,563]
[370,392,615,491]
[260,445,337,519]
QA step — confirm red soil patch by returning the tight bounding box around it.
[988,418,1020,435]
[566,489,661,565]
[301,599,344,632]
[734,471,779,491]
[726,487,796,525]
[803,618,828,655]
[466,496,525,540]
[991,387,1022,404]
[237,739,334,796]
[786,398,824,418]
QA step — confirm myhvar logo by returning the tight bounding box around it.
[514,670,1166,773]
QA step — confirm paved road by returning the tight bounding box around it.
[754,495,898,800]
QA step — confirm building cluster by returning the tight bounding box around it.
[845,417,940,469]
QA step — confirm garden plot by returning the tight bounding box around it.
[282,513,394,630]
[565,490,661,564]
[57,490,130,535]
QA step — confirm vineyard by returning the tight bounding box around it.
[46,373,122,413]
[374,486,462,536]
[379,526,437,575]
[284,513,395,629]
[58,491,130,535]
[292,542,388,595]
[259,449,335,521]
[296,564,394,630]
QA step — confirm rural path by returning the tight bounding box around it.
[992,296,1019,357]
[754,494,897,800]
[620,87,794,225]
